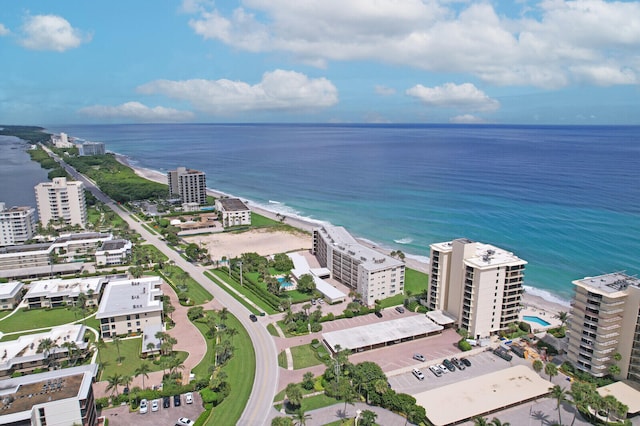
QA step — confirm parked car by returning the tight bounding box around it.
[395,306,405,313]
[461,357,472,367]
[493,347,513,361]
[249,314,258,322]
[412,368,425,380]
[173,394,181,407]
[176,418,195,426]
[311,298,316,305]
[443,359,456,372]
[451,357,465,370]
[185,392,193,404]
[437,363,448,373]
[163,396,170,408]
[429,365,443,377]
[318,299,324,304]
[375,311,383,318]
[413,353,426,362]
[139,399,148,414]
[151,399,159,412]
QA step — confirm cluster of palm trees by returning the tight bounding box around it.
[472,417,510,426]
[547,382,629,426]
[36,337,85,370]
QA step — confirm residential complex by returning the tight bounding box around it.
[0,364,98,426]
[35,177,87,228]
[94,239,132,266]
[428,238,527,339]
[51,132,74,148]
[567,272,640,384]
[168,166,207,205]
[24,276,108,309]
[215,198,251,227]
[312,225,405,306]
[96,276,164,338]
[0,281,24,310]
[0,203,37,247]
[76,141,105,156]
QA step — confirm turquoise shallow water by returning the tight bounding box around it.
[43,123,640,301]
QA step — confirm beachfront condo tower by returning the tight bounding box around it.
[312,225,405,306]
[0,203,37,246]
[429,238,527,339]
[167,166,207,205]
[567,272,640,384]
[34,177,87,228]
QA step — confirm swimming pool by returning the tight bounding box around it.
[277,277,293,289]
[523,315,551,327]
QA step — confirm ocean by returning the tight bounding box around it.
[42,123,640,302]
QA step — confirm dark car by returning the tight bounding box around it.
[395,306,405,313]
[375,311,383,318]
[442,359,456,372]
[451,357,465,370]
[461,357,471,367]
[249,314,258,322]
[163,396,170,408]
[173,394,181,407]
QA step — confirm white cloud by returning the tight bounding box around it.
[185,0,640,88]
[137,69,338,114]
[406,82,500,112]
[375,85,396,96]
[19,15,90,52]
[79,102,194,122]
[449,114,486,124]
[0,24,9,36]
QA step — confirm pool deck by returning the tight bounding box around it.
[519,307,561,332]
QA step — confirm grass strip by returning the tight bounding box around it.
[290,344,323,370]
[278,351,288,369]
[206,270,273,314]
[0,307,80,333]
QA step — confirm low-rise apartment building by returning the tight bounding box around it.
[95,239,132,266]
[25,276,107,309]
[429,238,527,339]
[96,276,164,338]
[312,225,405,306]
[215,198,251,227]
[567,272,640,384]
[0,281,24,310]
[0,363,99,426]
[0,203,37,247]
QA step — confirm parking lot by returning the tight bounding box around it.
[101,392,204,426]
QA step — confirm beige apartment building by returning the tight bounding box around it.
[168,166,207,205]
[215,198,251,227]
[313,225,405,306]
[567,272,640,384]
[35,177,87,228]
[0,203,37,246]
[429,238,527,339]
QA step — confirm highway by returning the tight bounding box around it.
[46,147,279,425]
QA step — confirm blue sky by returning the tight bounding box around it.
[1,0,639,125]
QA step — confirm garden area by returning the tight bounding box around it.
[158,264,213,306]
[0,306,97,334]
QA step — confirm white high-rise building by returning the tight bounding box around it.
[167,167,207,205]
[34,177,87,228]
[429,238,527,339]
[0,203,37,246]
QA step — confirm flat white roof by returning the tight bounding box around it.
[96,276,163,319]
[416,365,550,426]
[26,276,106,298]
[598,381,640,414]
[431,239,527,269]
[426,310,455,325]
[323,315,443,352]
[0,281,23,298]
[288,252,346,302]
[141,323,163,353]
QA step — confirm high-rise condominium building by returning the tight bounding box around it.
[567,272,640,383]
[167,167,207,205]
[0,203,36,246]
[34,177,87,228]
[429,238,527,339]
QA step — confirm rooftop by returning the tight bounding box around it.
[217,198,250,212]
[0,281,23,298]
[598,381,640,415]
[98,239,131,251]
[96,276,163,319]
[431,238,527,268]
[26,276,107,299]
[288,252,346,302]
[574,272,640,295]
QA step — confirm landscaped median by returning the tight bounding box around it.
[204,270,270,315]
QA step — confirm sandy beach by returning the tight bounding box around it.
[117,154,570,317]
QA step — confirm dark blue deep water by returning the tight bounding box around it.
[43,124,640,301]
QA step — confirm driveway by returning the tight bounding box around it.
[101,392,204,426]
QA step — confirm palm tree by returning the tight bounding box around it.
[134,363,151,389]
[292,408,312,426]
[473,417,489,426]
[555,311,569,327]
[549,385,568,426]
[490,418,510,426]
[112,336,122,364]
[106,373,123,397]
[532,359,544,374]
[226,327,239,344]
[38,338,58,368]
[90,340,105,365]
[545,362,558,382]
[62,341,79,366]
[219,307,229,325]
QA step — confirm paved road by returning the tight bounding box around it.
[47,147,279,425]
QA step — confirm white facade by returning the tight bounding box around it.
[96,276,164,338]
[168,167,207,205]
[313,225,405,306]
[0,281,24,310]
[0,203,37,246]
[52,132,75,148]
[429,238,527,339]
[35,177,87,228]
[215,198,251,227]
[25,276,107,309]
[95,239,132,266]
[567,273,640,383]
[76,141,105,156]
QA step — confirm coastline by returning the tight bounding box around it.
[115,153,571,316]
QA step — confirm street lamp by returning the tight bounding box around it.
[238,261,243,287]
[355,409,362,426]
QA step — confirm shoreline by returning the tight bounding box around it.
[115,153,571,315]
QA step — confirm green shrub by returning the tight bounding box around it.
[458,339,472,351]
[95,397,110,409]
[519,321,531,332]
[200,388,218,405]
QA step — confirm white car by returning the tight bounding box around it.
[412,368,425,380]
[151,399,159,412]
[176,418,195,426]
[438,364,448,373]
[429,365,443,377]
[139,399,148,414]
[185,392,193,404]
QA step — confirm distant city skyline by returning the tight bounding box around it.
[1,0,639,125]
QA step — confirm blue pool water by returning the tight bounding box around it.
[523,315,551,327]
[277,277,293,288]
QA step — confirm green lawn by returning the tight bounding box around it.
[274,393,339,413]
[378,294,405,309]
[266,323,279,337]
[205,313,255,426]
[290,344,324,370]
[404,268,428,295]
[0,308,82,333]
[278,351,288,369]
[190,315,217,380]
[161,264,213,305]
[0,310,11,320]
[99,337,187,379]
[208,269,277,314]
